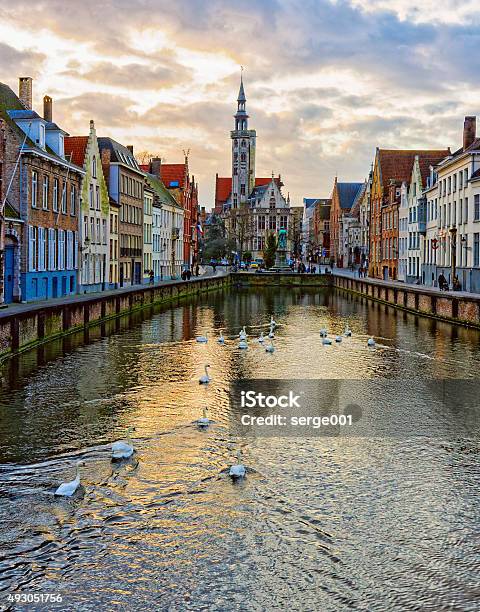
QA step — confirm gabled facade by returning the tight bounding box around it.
[98,138,144,287]
[329,179,363,267]
[0,78,84,303]
[65,120,110,293]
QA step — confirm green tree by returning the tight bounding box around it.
[263,233,277,269]
[242,251,252,263]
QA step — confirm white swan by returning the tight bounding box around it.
[270,316,277,328]
[344,326,352,337]
[319,328,328,337]
[229,451,246,479]
[238,339,248,349]
[196,331,208,343]
[199,364,211,384]
[112,427,135,460]
[54,461,85,497]
[197,408,211,428]
[322,337,332,345]
[268,325,275,339]
[265,341,275,353]
[217,332,225,344]
[258,332,265,343]
[335,335,342,343]
[367,337,376,347]
[239,326,247,339]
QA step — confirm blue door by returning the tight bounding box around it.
[4,245,14,303]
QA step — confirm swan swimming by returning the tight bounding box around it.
[229,451,246,479]
[265,341,275,353]
[319,328,328,337]
[197,408,211,428]
[258,332,265,343]
[199,364,211,384]
[335,335,342,343]
[238,339,248,349]
[239,326,247,339]
[344,326,352,337]
[268,325,275,339]
[270,316,277,328]
[322,337,332,345]
[217,333,225,344]
[196,332,208,343]
[367,337,376,347]
[54,461,85,497]
[112,427,135,460]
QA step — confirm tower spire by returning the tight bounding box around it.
[238,66,246,102]
[234,66,248,131]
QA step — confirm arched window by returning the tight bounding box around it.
[241,153,246,162]
[241,139,246,147]
[234,139,238,148]
[92,156,97,178]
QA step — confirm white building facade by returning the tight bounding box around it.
[398,181,409,282]
[143,184,153,282]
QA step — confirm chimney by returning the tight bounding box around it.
[150,156,161,177]
[19,77,32,110]
[127,145,134,155]
[43,95,52,122]
[463,116,476,150]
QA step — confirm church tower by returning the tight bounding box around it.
[231,72,256,207]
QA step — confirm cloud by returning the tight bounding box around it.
[0,43,46,80]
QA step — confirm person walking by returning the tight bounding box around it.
[149,269,154,285]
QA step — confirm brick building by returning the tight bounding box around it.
[330,179,363,267]
[0,78,84,302]
[369,148,450,280]
[98,138,144,287]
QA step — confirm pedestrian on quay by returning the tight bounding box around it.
[195,264,200,277]
[186,269,192,281]
[149,269,154,285]
[438,273,448,290]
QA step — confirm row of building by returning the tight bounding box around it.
[304,116,480,292]
[0,77,202,304]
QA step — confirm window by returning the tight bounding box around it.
[61,182,67,214]
[453,174,457,192]
[48,228,56,270]
[28,226,37,271]
[475,195,480,221]
[90,218,95,243]
[84,215,89,239]
[31,171,38,208]
[474,233,480,267]
[70,184,76,216]
[58,230,65,270]
[464,197,469,222]
[39,124,45,148]
[66,231,73,270]
[96,219,100,245]
[53,178,59,212]
[233,167,238,176]
[241,153,246,162]
[42,175,49,209]
[240,184,245,195]
[269,216,276,230]
[92,156,97,178]
[89,184,94,208]
[464,168,468,185]
[96,186,100,210]
[280,215,288,229]
[459,171,463,190]
[38,227,46,271]
[258,215,266,230]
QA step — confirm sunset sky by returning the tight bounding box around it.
[1,0,479,208]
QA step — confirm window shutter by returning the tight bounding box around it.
[74,231,78,269]
[28,225,35,271]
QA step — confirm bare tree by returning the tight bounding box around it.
[226,205,256,259]
[136,151,163,165]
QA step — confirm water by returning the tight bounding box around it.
[0,286,479,611]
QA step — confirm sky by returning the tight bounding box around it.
[1,0,480,209]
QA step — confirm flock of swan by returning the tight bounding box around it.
[54,315,376,496]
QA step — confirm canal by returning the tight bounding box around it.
[0,286,479,611]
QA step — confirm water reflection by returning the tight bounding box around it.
[0,287,479,610]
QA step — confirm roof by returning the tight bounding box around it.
[416,150,450,185]
[144,172,182,209]
[160,163,187,189]
[64,136,88,168]
[97,137,141,172]
[303,198,317,208]
[250,184,269,199]
[215,177,231,204]
[350,183,367,218]
[238,77,246,103]
[377,149,450,191]
[336,182,364,210]
[450,138,480,159]
[0,82,81,183]
[470,168,480,181]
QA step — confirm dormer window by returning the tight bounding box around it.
[92,156,97,178]
[39,123,45,148]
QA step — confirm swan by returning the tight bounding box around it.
[319,328,328,337]
[54,461,85,497]
[196,331,208,343]
[344,326,352,337]
[217,332,225,344]
[112,427,135,460]
[270,316,277,328]
[258,332,265,343]
[268,325,275,339]
[229,451,246,479]
[239,326,247,339]
[265,341,275,353]
[199,364,211,384]
[238,339,248,349]
[367,337,376,347]
[335,335,342,343]
[197,408,211,428]
[322,337,332,345]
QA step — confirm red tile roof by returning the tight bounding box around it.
[255,177,282,187]
[378,149,450,190]
[160,163,187,189]
[417,150,450,185]
[64,136,88,168]
[139,164,149,172]
[215,177,232,203]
